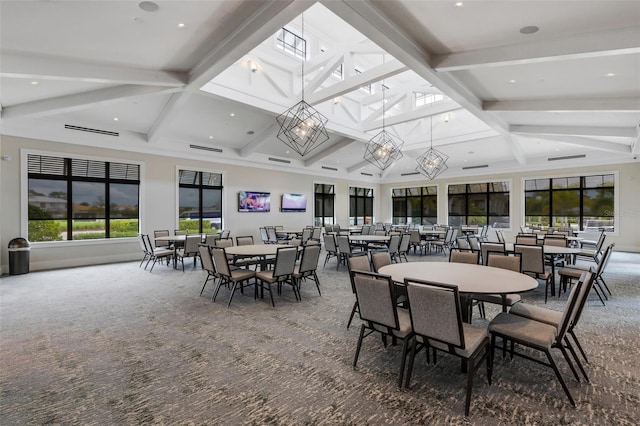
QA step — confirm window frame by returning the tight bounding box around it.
[21,149,144,246]
[275,27,307,60]
[176,167,224,233]
[391,185,438,226]
[314,183,335,227]
[446,179,512,229]
[349,186,374,226]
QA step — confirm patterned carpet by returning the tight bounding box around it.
[1,249,639,425]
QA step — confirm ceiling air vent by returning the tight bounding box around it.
[268,157,291,164]
[462,164,489,170]
[321,166,338,171]
[401,172,420,176]
[548,154,586,161]
[64,124,119,137]
[189,144,222,153]
[361,172,373,177]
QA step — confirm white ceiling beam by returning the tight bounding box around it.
[304,137,355,166]
[361,84,437,106]
[147,92,192,144]
[346,159,370,173]
[305,54,345,95]
[239,122,279,157]
[364,100,461,131]
[306,60,408,105]
[402,131,500,151]
[507,134,527,165]
[484,97,640,112]
[0,53,186,87]
[1,85,182,120]
[362,93,407,125]
[520,134,631,154]
[511,124,637,138]
[432,27,640,71]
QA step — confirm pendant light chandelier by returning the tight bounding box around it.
[276,14,329,157]
[415,116,448,179]
[363,57,404,170]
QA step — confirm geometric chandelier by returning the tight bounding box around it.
[276,14,329,157]
[415,116,448,179]
[363,72,404,170]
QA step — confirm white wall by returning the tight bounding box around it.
[379,162,640,252]
[0,135,382,273]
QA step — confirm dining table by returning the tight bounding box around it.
[378,262,538,322]
[225,243,300,270]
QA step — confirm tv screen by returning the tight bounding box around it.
[281,193,307,212]
[238,191,271,212]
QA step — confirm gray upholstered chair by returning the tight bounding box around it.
[176,234,202,271]
[473,252,523,316]
[558,243,614,305]
[198,245,219,298]
[371,250,391,273]
[480,242,505,265]
[292,244,321,297]
[346,253,371,329]
[456,236,471,250]
[576,231,606,264]
[337,235,354,269]
[255,246,298,307]
[143,234,173,272]
[352,270,413,388]
[323,234,339,268]
[515,234,538,246]
[449,250,479,265]
[211,247,255,307]
[513,244,553,302]
[488,273,592,407]
[403,278,491,416]
[397,233,411,262]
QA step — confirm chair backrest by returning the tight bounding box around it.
[323,233,338,254]
[495,229,505,243]
[399,233,411,253]
[347,252,371,274]
[220,230,231,239]
[154,230,170,247]
[337,235,352,255]
[175,229,187,235]
[143,234,155,251]
[371,251,392,272]
[449,250,479,265]
[556,273,589,343]
[514,244,545,275]
[259,227,269,244]
[387,234,400,254]
[205,233,221,245]
[467,235,481,251]
[215,238,233,248]
[544,235,567,247]
[409,230,421,245]
[361,225,371,235]
[211,247,231,277]
[311,227,322,240]
[267,227,278,243]
[515,234,538,246]
[487,252,522,272]
[301,228,312,244]
[595,231,607,252]
[298,244,321,274]
[594,243,614,277]
[449,228,459,242]
[374,230,387,236]
[405,279,464,348]
[236,235,254,246]
[480,225,489,238]
[352,271,399,331]
[273,246,298,279]
[199,245,216,275]
[184,234,202,254]
[456,237,470,250]
[568,271,595,328]
[480,242,505,265]
[138,233,149,253]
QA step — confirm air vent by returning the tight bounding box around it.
[322,166,338,171]
[401,172,420,176]
[548,154,586,161]
[361,172,373,177]
[189,144,223,153]
[462,164,489,170]
[268,157,291,164]
[65,124,118,137]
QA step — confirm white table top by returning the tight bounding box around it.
[154,234,205,242]
[225,244,298,257]
[378,262,538,295]
[505,243,581,255]
[420,230,446,236]
[348,235,390,242]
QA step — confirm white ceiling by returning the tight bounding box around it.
[1,0,639,183]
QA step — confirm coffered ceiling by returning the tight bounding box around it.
[1,1,639,182]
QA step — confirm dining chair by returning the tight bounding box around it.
[205,233,221,246]
[488,273,590,407]
[558,243,614,305]
[137,233,152,269]
[337,235,354,269]
[495,229,505,243]
[386,234,401,262]
[513,244,553,303]
[515,234,538,246]
[259,227,270,244]
[510,271,595,370]
[351,270,413,388]
[322,234,339,268]
[473,252,523,316]
[300,228,312,245]
[403,278,492,416]
[310,227,322,242]
[198,245,219,298]
[143,234,174,272]
[397,233,411,262]
[346,253,371,329]
[576,231,606,264]
[211,246,255,307]
[220,230,231,239]
[456,236,471,251]
[236,235,254,246]
[371,250,391,273]
[176,234,202,271]
[409,230,427,256]
[467,235,481,252]
[449,250,479,265]
[292,244,321,298]
[153,229,171,248]
[255,246,298,307]
[480,242,505,266]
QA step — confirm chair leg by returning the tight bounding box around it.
[564,337,589,383]
[353,325,366,368]
[545,350,576,407]
[347,301,358,329]
[226,281,238,307]
[464,358,474,416]
[404,338,418,389]
[569,330,589,364]
[398,337,411,388]
[558,344,581,383]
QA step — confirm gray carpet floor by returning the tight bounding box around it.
[1,248,639,425]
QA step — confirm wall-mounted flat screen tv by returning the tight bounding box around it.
[281,193,307,212]
[238,191,271,212]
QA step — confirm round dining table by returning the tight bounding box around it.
[378,262,538,321]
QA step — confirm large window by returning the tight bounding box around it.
[27,154,140,242]
[276,28,306,59]
[392,186,437,226]
[349,186,373,225]
[448,181,510,228]
[178,170,223,233]
[524,174,614,231]
[314,184,335,227]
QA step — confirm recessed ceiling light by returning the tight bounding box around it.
[209,135,213,139]
[520,25,539,35]
[113,117,119,121]
[285,150,290,154]
[138,1,159,12]
[230,113,235,117]
[177,22,186,29]
[606,73,615,77]
[509,79,516,83]
[30,81,38,85]
[455,2,464,7]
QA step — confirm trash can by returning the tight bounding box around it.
[8,237,30,275]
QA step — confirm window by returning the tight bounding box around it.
[448,181,510,228]
[392,186,438,226]
[27,154,140,242]
[178,170,223,233]
[349,186,374,225]
[524,174,614,231]
[415,92,444,107]
[276,28,306,59]
[314,184,335,226]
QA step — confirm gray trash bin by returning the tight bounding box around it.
[8,237,30,275]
